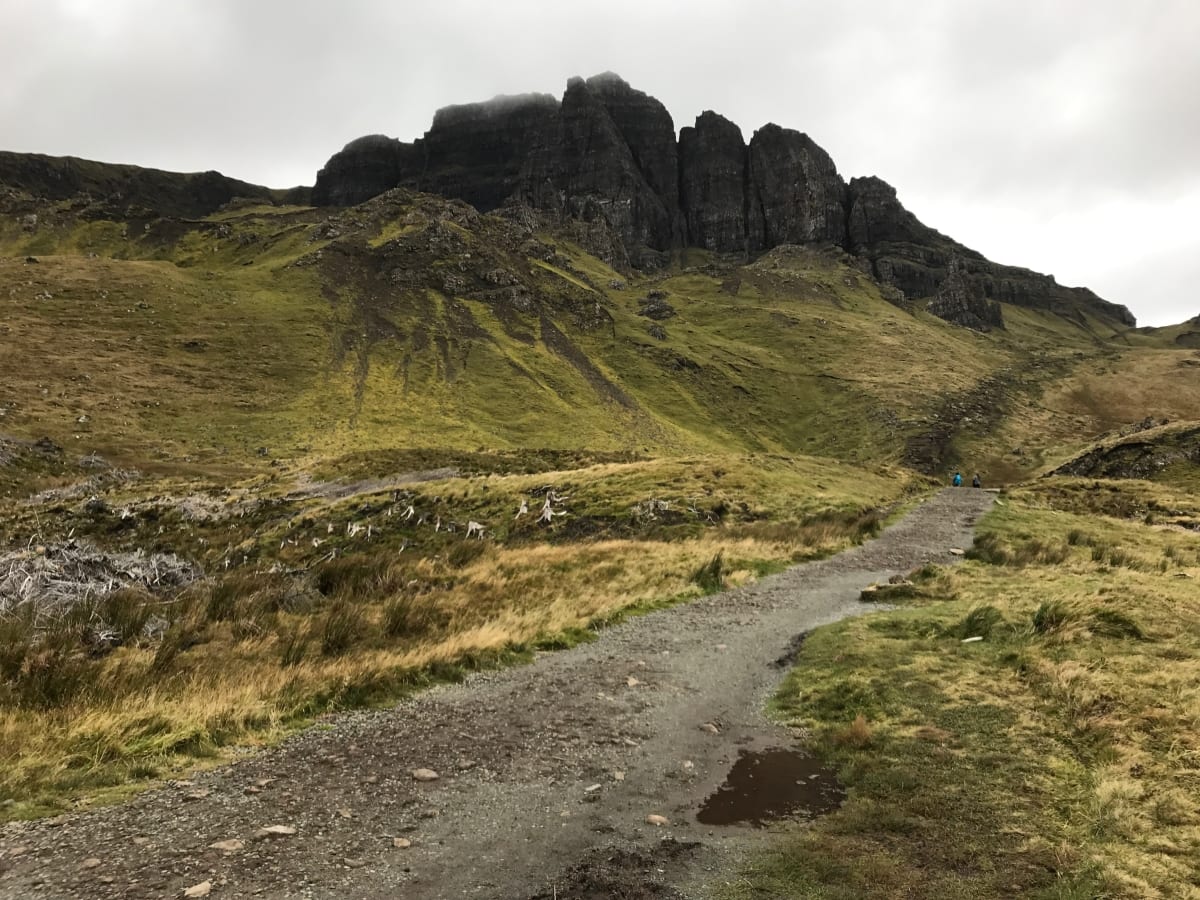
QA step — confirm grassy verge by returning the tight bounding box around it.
[0,455,910,819]
[721,480,1200,899]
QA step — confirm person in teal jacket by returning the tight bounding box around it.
[952,472,963,487]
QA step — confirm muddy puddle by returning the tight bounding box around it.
[696,748,845,827]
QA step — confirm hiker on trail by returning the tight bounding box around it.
[972,473,982,488]
[952,472,963,487]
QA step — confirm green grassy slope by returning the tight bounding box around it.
[4,187,1189,493]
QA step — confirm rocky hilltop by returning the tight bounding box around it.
[313,73,1134,328]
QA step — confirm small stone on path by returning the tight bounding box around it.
[411,768,439,782]
[948,548,965,556]
[81,858,102,869]
[700,722,720,734]
[343,857,365,868]
[183,880,212,898]
[184,790,210,802]
[254,825,297,839]
[7,846,28,857]
[209,839,244,853]
[645,814,669,827]
[584,783,602,793]
[337,808,353,819]
[392,837,412,849]
[625,676,641,687]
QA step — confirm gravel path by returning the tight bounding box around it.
[0,488,993,900]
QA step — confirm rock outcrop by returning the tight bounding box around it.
[927,258,1004,331]
[847,176,1136,326]
[678,111,747,253]
[310,135,415,208]
[746,125,846,252]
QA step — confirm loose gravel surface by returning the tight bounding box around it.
[0,489,993,899]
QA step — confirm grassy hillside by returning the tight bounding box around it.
[3,187,1192,490]
[2,178,1198,824]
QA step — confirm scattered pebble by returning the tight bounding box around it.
[254,825,297,839]
[183,880,213,898]
[645,814,669,827]
[392,837,412,849]
[411,768,439,782]
[948,548,965,556]
[700,722,721,735]
[625,676,641,687]
[81,858,102,869]
[583,783,602,793]
[337,808,353,819]
[209,839,244,853]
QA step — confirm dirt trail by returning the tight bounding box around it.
[0,489,994,900]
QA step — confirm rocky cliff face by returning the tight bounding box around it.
[927,258,1005,331]
[312,73,1135,327]
[678,111,747,253]
[746,125,847,253]
[846,176,1136,326]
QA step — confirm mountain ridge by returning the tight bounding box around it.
[311,72,1135,329]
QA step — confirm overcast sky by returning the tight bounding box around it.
[3,0,1197,325]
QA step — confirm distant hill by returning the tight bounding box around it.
[0,151,309,219]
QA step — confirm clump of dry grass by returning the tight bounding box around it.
[0,489,894,817]
[834,713,873,748]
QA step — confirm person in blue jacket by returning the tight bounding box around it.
[952,471,963,487]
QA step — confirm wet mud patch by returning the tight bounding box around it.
[527,840,698,899]
[697,748,845,826]
[773,631,808,668]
